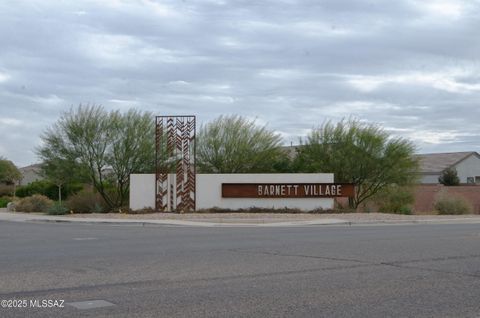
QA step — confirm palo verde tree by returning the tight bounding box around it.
[296,119,419,209]
[108,109,156,206]
[197,115,283,173]
[37,105,155,209]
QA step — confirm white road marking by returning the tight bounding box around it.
[67,300,115,310]
[73,237,98,241]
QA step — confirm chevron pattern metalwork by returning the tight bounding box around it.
[155,116,196,212]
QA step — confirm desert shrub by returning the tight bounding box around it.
[0,196,12,208]
[6,201,16,211]
[15,195,53,212]
[66,189,107,213]
[16,180,82,201]
[47,202,69,215]
[0,184,14,196]
[194,207,335,214]
[127,207,156,214]
[373,185,415,214]
[434,196,472,215]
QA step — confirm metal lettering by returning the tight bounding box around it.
[325,185,330,195]
[303,185,309,195]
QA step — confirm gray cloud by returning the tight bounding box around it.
[1,0,479,166]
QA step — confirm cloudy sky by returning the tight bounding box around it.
[1,0,480,167]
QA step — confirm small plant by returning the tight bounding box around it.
[47,202,69,215]
[92,202,105,213]
[397,206,412,215]
[434,196,472,215]
[0,196,12,208]
[15,195,53,212]
[438,168,460,186]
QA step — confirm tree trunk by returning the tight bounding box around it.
[348,197,355,209]
[58,184,62,204]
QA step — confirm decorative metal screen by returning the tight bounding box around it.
[155,116,196,212]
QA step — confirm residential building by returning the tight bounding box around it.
[416,152,480,184]
[18,163,43,186]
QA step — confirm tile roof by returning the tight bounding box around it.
[415,152,477,173]
[19,163,42,172]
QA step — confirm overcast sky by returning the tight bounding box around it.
[1,0,479,167]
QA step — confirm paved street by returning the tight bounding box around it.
[0,221,479,317]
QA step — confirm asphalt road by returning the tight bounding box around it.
[0,221,479,318]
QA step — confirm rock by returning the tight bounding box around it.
[6,202,15,212]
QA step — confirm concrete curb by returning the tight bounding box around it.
[1,212,480,227]
[31,219,351,227]
[351,218,480,225]
[0,212,349,227]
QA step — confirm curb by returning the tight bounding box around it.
[2,213,480,227]
[0,213,350,227]
[25,218,351,227]
[351,218,480,225]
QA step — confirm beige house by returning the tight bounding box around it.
[416,152,480,184]
[18,163,44,186]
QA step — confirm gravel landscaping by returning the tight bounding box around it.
[4,207,480,224]
[65,212,480,223]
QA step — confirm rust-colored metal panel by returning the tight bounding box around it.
[155,115,196,212]
[222,183,355,198]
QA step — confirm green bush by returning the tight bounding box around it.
[66,189,107,213]
[47,202,69,215]
[373,185,415,214]
[438,168,460,186]
[0,196,12,208]
[397,206,412,215]
[15,195,53,212]
[16,180,56,198]
[434,196,472,215]
[16,180,83,201]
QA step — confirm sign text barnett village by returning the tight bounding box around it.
[222,183,355,198]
